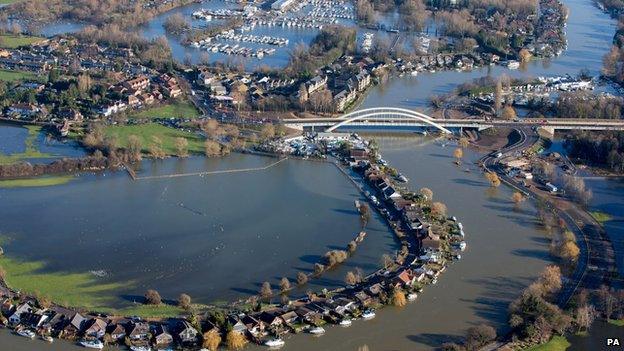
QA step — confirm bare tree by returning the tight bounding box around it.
[144,289,162,305]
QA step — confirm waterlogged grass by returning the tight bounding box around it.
[0,175,74,188]
[608,319,624,327]
[525,336,571,351]
[114,304,185,319]
[0,34,45,48]
[0,125,58,165]
[130,101,201,120]
[0,256,128,310]
[590,211,613,224]
[105,123,205,155]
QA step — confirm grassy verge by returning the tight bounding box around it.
[130,101,201,120]
[0,34,45,48]
[0,69,40,82]
[105,123,205,155]
[114,304,185,319]
[590,211,613,224]
[0,256,128,310]
[525,336,571,351]
[608,319,624,327]
[0,125,57,165]
[0,175,74,188]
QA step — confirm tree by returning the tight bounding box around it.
[314,263,325,275]
[127,134,142,162]
[459,137,469,148]
[260,281,273,300]
[175,137,189,157]
[453,147,463,162]
[501,105,517,120]
[144,289,162,305]
[347,240,357,253]
[485,172,501,187]
[202,329,221,350]
[178,293,191,310]
[392,288,407,307]
[597,285,615,320]
[539,266,562,295]
[420,187,433,202]
[359,203,371,228]
[494,79,503,114]
[345,271,358,285]
[260,124,275,141]
[465,324,496,350]
[431,202,447,218]
[381,253,394,269]
[204,140,222,157]
[279,277,290,293]
[559,241,580,262]
[149,135,166,159]
[297,271,308,286]
[519,48,532,62]
[225,330,247,350]
[576,304,596,332]
[512,191,526,204]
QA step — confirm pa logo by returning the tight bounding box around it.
[607,338,621,346]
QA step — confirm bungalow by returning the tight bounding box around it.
[20,311,49,329]
[294,306,318,323]
[227,316,247,334]
[153,324,173,346]
[242,315,265,337]
[258,311,283,329]
[83,318,108,339]
[61,313,86,339]
[175,320,198,344]
[354,291,373,307]
[107,322,127,341]
[279,311,298,326]
[329,297,356,315]
[8,302,34,326]
[128,321,151,341]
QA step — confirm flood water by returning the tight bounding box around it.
[0,123,86,163]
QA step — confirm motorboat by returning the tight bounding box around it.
[41,335,54,343]
[17,329,36,339]
[265,338,285,347]
[339,319,352,327]
[362,310,376,320]
[309,326,326,335]
[407,293,418,301]
[79,339,104,349]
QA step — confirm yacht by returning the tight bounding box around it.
[362,310,376,320]
[130,346,152,351]
[41,335,54,343]
[79,339,104,349]
[339,319,352,327]
[459,241,467,251]
[396,173,409,183]
[309,326,326,335]
[16,329,36,339]
[505,60,520,69]
[407,293,418,301]
[265,338,285,347]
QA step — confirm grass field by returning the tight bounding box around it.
[114,304,185,319]
[0,125,56,165]
[130,101,201,120]
[0,256,128,310]
[525,336,571,351]
[105,123,205,155]
[590,211,613,224]
[608,319,624,327]
[0,175,74,188]
[0,69,40,82]
[0,34,45,49]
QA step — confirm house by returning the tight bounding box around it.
[294,306,318,323]
[259,311,283,329]
[8,302,34,326]
[354,291,373,307]
[306,75,327,95]
[354,70,371,91]
[83,318,108,339]
[381,184,402,200]
[365,283,383,297]
[128,321,151,341]
[153,324,173,346]
[279,311,298,326]
[242,315,265,337]
[123,75,150,91]
[20,311,49,329]
[197,69,216,86]
[421,227,441,250]
[107,322,127,341]
[329,297,356,315]
[139,93,155,105]
[390,269,416,288]
[334,88,357,112]
[175,321,198,344]
[61,313,86,339]
[7,103,44,119]
[227,315,247,334]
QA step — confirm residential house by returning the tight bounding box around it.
[306,75,327,95]
[61,313,86,339]
[123,75,150,91]
[227,315,247,334]
[153,324,173,347]
[175,321,198,344]
[8,302,34,326]
[242,315,265,337]
[279,311,298,326]
[128,321,151,341]
[83,318,108,339]
[106,322,127,341]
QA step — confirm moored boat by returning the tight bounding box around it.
[407,293,418,301]
[265,338,285,347]
[339,319,352,327]
[362,310,376,320]
[41,335,54,343]
[309,326,325,335]
[16,329,36,339]
[79,339,104,349]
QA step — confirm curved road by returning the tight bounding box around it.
[479,128,617,307]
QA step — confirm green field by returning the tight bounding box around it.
[0,69,40,82]
[114,304,185,319]
[590,211,613,224]
[0,125,56,165]
[130,101,201,120]
[608,319,624,327]
[0,175,74,188]
[105,123,205,155]
[0,34,45,49]
[0,256,129,310]
[525,336,571,351]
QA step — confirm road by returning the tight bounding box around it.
[480,128,617,307]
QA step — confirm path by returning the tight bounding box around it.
[134,157,288,180]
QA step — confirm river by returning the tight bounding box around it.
[0,0,619,349]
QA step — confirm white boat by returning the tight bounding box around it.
[309,326,326,335]
[42,335,54,343]
[407,293,418,301]
[362,310,376,320]
[397,173,408,183]
[431,278,438,285]
[410,70,418,77]
[265,338,285,347]
[79,339,104,349]
[505,60,520,69]
[459,241,467,251]
[17,329,36,339]
[130,346,151,351]
[339,319,352,327]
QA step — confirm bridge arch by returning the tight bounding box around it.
[327,107,452,134]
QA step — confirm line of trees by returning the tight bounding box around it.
[565,131,624,173]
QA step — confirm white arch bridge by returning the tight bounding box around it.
[282,107,624,134]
